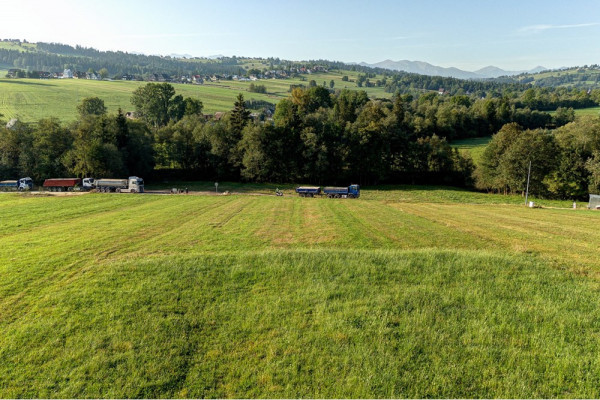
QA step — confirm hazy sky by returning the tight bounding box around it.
[1,0,599,71]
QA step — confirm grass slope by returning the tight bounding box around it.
[0,69,391,122]
[450,136,491,165]
[1,191,600,397]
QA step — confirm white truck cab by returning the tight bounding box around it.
[82,178,95,191]
[128,176,144,193]
[18,177,33,191]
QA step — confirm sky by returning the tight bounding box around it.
[1,0,599,71]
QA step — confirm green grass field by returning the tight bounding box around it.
[0,69,392,122]
[574,106,600,116]
[450,136,491,165]
[1,187,600,397]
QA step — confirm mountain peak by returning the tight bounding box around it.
[363,60,551,79]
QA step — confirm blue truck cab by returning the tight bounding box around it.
[348,184,360,198]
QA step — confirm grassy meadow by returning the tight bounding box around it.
[450,136,491,165]
[0,68,391,122]
[1,187,600,397]
[574,106,600,116]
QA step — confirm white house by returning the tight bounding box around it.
[62,69,73,79]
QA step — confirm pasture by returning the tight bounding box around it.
[1,188,600,397]
[574,106,600,116]
[0,78,275,122]
[450,136,491,165]
[0,69,392,123]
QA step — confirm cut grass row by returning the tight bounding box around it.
[148,181,578,208]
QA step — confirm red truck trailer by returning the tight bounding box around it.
[43,178,81,192]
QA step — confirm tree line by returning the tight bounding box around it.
[476,118,600,200]
[0,82,598,200]
[0,83,475,186]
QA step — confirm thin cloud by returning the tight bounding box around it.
[120,33,232,39]
[386,33,429,41]
[518,22,599,33]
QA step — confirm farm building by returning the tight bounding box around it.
[589,194,600,209]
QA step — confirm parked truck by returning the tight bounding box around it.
[324,185,360,198]
[95,176,144,193]
[295,184,360,198]
[295,186,321,197]
[0,177,33,191]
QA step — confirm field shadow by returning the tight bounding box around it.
[0,79,57,87]
[366,184,471,193]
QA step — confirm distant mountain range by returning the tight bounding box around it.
[359,60,548,79]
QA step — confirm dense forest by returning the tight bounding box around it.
[1,81,599,199]
[0,43,245,77]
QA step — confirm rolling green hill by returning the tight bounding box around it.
[517,65,600,88]
[1,187,600,397]
[0,70,392,122]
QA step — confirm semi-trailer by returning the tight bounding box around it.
[323,185,360,198]
[0,177,33,191]
[43,178,96,192]
[95,176,144,193]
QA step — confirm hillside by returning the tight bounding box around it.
[362,60,547,79]
[514,65,600,88]
[1,188,600,397]
[0,69,393,122]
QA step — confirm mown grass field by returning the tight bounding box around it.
[0,69,391,122]
[450,136,491,165]
[574,106,600,116]
[1,187,600,397]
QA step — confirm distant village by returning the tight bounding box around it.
[4,65,330,84]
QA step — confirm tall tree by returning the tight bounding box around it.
[131,83,176,128]
[31,118,73,180]
[77,97,107,117]
[230,93,251,135]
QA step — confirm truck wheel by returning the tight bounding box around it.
[116,188,121,193]
[348,194,355,199]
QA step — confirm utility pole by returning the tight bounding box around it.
[525,160,532,206]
